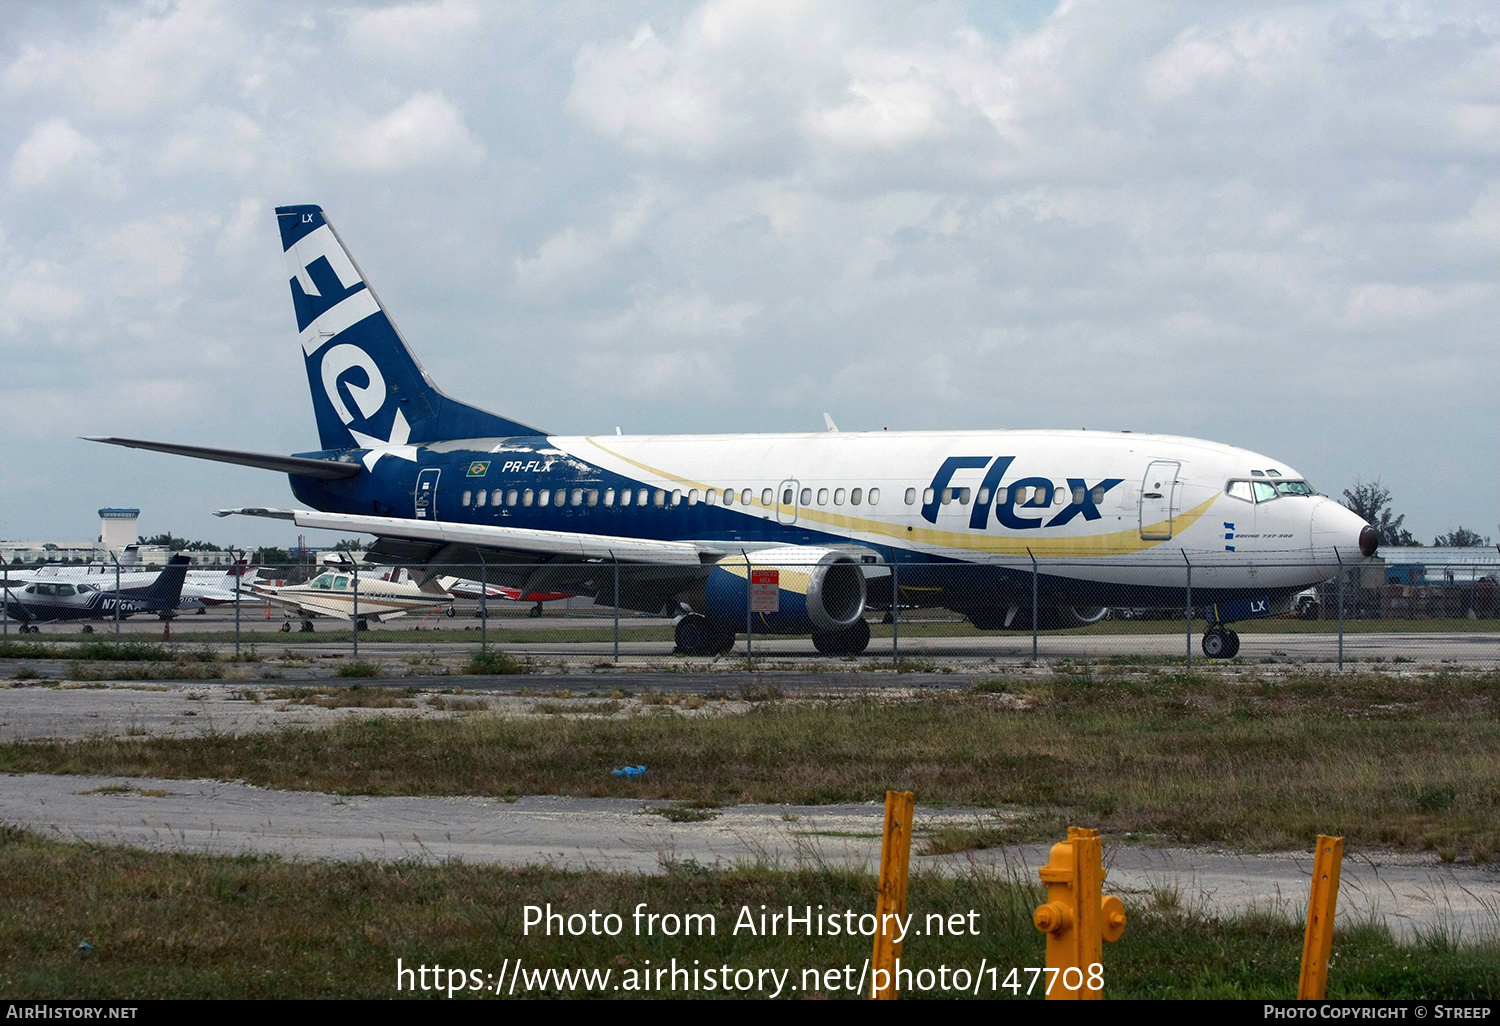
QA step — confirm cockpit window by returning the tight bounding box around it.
[1274,480,1314,497]
[334,576,350,591]
[1225,480,1253,502]
[311,573,335,590]
[1252,481,1279,503]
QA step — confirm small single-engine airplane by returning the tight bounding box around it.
[1,555,190,632]
[89,205,1378,659]
[246,563,453,632]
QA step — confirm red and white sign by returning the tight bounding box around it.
[749,569,780,613]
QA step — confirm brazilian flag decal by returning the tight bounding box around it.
[467,461,491,477]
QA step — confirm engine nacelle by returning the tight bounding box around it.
[698,547,867,635]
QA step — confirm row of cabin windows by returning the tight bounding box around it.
[457,482,1112,512]
[901,484,1111,508]
[458,486,886,510]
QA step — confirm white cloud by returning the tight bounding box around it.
[10,119,103,193]
[155,108,265,177]
[323,91,484,172]
[4,0,242,119]
[345,1,482,60]
[92,216,214,294]
[1,265,85,333]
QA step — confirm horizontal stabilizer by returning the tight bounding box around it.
[83,437,362,480]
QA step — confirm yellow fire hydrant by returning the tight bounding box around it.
[1033,827,1126,999]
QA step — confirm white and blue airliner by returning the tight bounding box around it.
[90,205,1378,658]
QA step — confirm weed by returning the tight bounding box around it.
[462,649,526,675]
[336,661,384,679]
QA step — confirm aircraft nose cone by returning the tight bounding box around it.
[1359,525,1379,558]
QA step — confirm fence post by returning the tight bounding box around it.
[1182,550,1192,670]
[1028,548,1039,663]
[478,553,488,653]
[1298,835,1345,1000]
[112,553,121,641]
[1335,550,1344,671]
[743,552,753,670]
[351,560,359,658]
[891,559,899,668]
[233,550,242,659]
[612,555,620,664]
[870,790,915,999]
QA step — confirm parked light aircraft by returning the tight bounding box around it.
[3,559,254,615]
[1,556,190,632]
[90,205,1378,658]
[246,563,453,631]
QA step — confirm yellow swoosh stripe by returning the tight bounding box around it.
[583,437,1212,558]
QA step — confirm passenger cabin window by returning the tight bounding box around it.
[851,487,862,505]
[923,487,935,504]
[461,490,472,506]
[476,490,487,507]
[869,488,879,505]
[1226,480,1253,502]
[1072,486,1085,505]
[538,490,550,507]
[507,489,518,506]
[905,488,917,505]
[654,489,666,507]
[1252,481,1279,503]
[604,488,615,506]
[799,488,811,505]
[941,488,953,505]
[688,489,699,505]
[555,489,567,507]
[762,488,774,506]
[976,487,989,505]
[817,488,829,505]
[704,489,715,505]
[334,576,349,591]
[587,489,599,506]
[834,488,845,505]
[56,584,76,596]
[523,489,534,506]
[1090,485,1106,505]
[638,489,649,506]
[571,488,583,506]
[671,490,682,506]
[721,489,733,505]
[619,489,631,507]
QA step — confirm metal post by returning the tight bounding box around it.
[1336,550,1345,671]
[1,568,7,638]
[612,556,620,664]
[233,550,242,659]
[479,553,488,653]
[1182,550,1192,670]
[113,552,121,642]
[890,559,899,668]
[351,559,359,658]
[1028,549,1039,663]
[744,551,753,669]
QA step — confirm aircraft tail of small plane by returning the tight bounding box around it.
[139,554,191,611]
[275,204,540,451]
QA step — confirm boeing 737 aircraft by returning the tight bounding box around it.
[90,205,1377,658]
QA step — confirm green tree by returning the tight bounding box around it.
[251,546,292,567]
[1341,479,1418,547]
[330,538,367,552]
[1432,527,1491,547]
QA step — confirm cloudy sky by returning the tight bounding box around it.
[1,0,1496,548]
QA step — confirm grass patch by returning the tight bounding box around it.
[264,686,418,710]
[336,660,384,679]
[462,649,527,675]
[0,828,1493,999]
[4,670,1499,854]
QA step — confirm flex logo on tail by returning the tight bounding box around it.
[279,206,416,467]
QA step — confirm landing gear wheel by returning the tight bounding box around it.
[445,606,456,618]
[812,619,871,657]
[279,622,291,633]
[355,620,368,631]
[81,625,93,634]
[300,619,315,633]
[674,613,730,656]
[529,602,544,619]
[1201,626,1240,659]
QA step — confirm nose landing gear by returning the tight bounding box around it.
[1202,625,1240,659]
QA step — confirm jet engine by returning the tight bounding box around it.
[695,546,867,636]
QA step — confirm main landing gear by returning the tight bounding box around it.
[1201,625,1240,659]
[673,614,735,656]
[812,620,871,657]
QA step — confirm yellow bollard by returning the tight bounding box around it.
[870,790,914,999]
[1298,835,1344,1000]
[1034,827,1126,1000]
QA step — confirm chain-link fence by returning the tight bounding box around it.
[20,553,1469,670]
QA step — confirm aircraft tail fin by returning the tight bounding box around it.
[275,205,541,451]
[141,554,191,609]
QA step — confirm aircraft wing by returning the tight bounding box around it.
[216,508,713,564]
[217,508,718,615]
